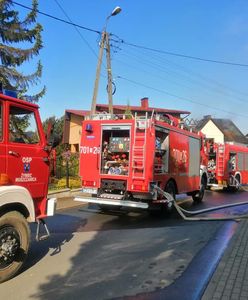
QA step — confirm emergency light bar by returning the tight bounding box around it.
[0,84,18,98]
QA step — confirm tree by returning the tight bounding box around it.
[124,101,133,119]
[0,0,45,101]
[42,116,64,143]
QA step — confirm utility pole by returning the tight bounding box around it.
[105,32,113,115]
[90,6,121,117]
[90,31,106,116]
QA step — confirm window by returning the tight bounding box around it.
[9,106,40,144]
[0,103,2,141]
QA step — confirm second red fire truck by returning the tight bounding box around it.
[76,113,207,212]
[206,141,248,191]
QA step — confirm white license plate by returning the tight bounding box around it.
[82,187,98,194]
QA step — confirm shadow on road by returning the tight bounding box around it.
[28,201,222,300]
[22,214,87,272]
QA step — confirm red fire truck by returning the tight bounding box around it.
[76,113,207,211]
[207,141,248,191]
[0,91,56,282]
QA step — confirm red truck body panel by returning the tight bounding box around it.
[79,116,201,202]
[0,93,50,218]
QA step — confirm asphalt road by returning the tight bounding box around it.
[1,189,248,300]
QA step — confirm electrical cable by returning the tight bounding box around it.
[115,49,248,105]
[12,0,248,116]
[53,0,99,60]
[116,75,248,119]
[12,0,248,68]
[120,40,248,68]
[11,0,101,34]
[118,44,248,101]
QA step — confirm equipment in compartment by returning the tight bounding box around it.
[154,131,169,174]
[109,137,130,152]
[101,136,130,176]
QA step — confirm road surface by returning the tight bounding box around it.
[1,189,248,300]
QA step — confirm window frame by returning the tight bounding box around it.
[8,103,41,146]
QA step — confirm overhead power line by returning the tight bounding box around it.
[12,0,248,68]
[12,0,101,34]
[118,40,248,68]
[53,0,99,59]
[116,48,248,104]
[116,75,248,118]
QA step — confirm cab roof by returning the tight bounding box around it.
[0,92,39,109]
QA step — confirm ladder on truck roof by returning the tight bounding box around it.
[131,113,148,180]
[217,144,225,177]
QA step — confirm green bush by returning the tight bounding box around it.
[57,177,81,189]
[48,177,81,191]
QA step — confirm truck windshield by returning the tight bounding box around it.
[9,106,40,144]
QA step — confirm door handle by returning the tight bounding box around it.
[8,150,20,157]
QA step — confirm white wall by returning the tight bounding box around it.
[201,120,224,144]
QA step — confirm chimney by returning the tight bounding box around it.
[204,115,212,120]
[141,97,149,109]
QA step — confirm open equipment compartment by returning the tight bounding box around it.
[101,125,131,176]
[154,127,169,174]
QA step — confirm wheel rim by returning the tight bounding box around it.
[0,226,21,269]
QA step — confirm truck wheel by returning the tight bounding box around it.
[163,181,176,213]
[227,175,240,192]
[192,177,206,203]
[0,211,30,283]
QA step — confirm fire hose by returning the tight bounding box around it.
[153,185,248,221]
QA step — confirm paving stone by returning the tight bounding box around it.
[202,220,248,300]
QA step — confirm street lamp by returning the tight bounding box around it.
[90,6,122,116]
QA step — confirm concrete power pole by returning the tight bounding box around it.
[90,6,121,117]
[90,31,106,116]
[105,32,113,115]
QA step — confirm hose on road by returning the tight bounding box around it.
[153,185,248,221]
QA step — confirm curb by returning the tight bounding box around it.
[48,188,82,199]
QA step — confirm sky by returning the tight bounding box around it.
[15,0,248,134]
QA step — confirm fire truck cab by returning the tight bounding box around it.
[207,140,248,191]
[0,91,56,282]
[76,113,206,212]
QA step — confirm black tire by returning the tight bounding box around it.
[227,175,240,192]
[165,181,176,200]
[0,211,30,283]
[163,181,176,214]
[192,176,206,203]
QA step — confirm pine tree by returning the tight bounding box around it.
[0,0,45,101]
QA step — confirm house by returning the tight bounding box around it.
[196,115,248,145]
[63,97,190,152]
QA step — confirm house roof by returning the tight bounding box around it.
[196,118,248,145]
[65,105,190,117]
[65,109,89,117]
[95,103,190,115]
